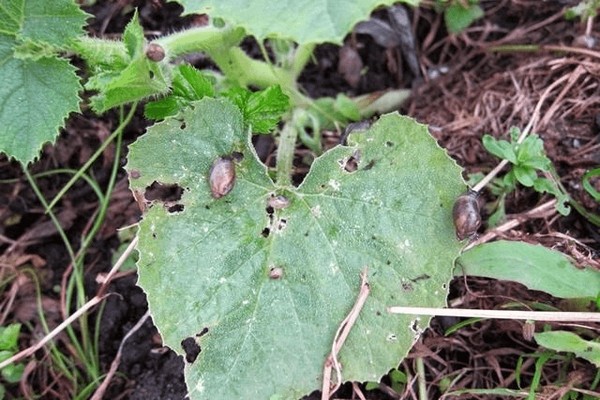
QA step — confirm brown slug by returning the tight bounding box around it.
[209,157,235,199]
[267,195,290,210]
[452,191,481,240]
[145,43,166,62]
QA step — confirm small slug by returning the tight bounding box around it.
[267,195,290,210]
[269,266,283,280]
[209,157,235,199]
[452,191,481,240]
[145,43,166,62]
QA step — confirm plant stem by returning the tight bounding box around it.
[290,43,316,79]
[276,111,301,186]
[155,25,245,58]
[416,357,427,400]
[47,105,137,210]
[156,26,294,90]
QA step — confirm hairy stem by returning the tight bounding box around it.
[276,111,301,186]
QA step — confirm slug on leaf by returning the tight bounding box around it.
[452,191,481,240]
[209,157,235,199]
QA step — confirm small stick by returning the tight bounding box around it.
[465,199,556,250]
[386,307,600,322]
[0,236,139,370]
[321,268,370,400]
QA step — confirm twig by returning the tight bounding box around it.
[90,310,150,400]
[465,199,556,250]
[386,307,600,322]
[351,381,367,400]
[0,236,139,370]
[321,268,370,400]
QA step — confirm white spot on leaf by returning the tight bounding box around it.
[311,205,321,217]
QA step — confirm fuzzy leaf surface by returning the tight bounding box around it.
[0,34,81,164]
[127,98,464,399]
[0,0,88,47]
[174,0,418,44]
[0,0,86,164]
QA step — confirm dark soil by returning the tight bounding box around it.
[1,1,599,399]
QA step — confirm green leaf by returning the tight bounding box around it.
[0,0,86,165]
[0,0,88,47]
[444,3,484,34]
[534,331,600,367]
[533,178,570,216]
[127,98,464,399]
[335,93,361,121]
[91,57,170,112]
[123,9,144,58]
[513,165,536,187]
[482,135,516,164]
[582,168,600,201]
[174,0,418,44]
[228,85,290,134]
[144,97,182,120]
[457,241,600,299]
[145,65,215,119]
[0,324,20,350]
[516,135,550,171]
[0,360,23,384]
[173,64,215,99]
[0,34,81,164]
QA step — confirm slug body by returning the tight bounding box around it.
[267,195,290,210]
[209,157,236,199]
[453,191,481,240]
[145,43,166,62]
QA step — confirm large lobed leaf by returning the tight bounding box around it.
[0,0,87,165]
[127,98,464,399]
[173,0,418,44]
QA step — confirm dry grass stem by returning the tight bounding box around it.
[386,307,600,322]
[0,236,139,370]
[321,268,370,400]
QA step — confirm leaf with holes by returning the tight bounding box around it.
[126,98,465,399]
[174,0,418,44]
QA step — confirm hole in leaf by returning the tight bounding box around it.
[261,227,270,237]
[401,282,413,291]
[410,320,420,333]
[409,274,430,283]
[180,122,186,130]
[385,141,394,147]
[231,151,244,162]
[342,150,361,173]
[363,159,376,171]
[148,70,155,79]
[181,337,201,363]
[167,204,184,213]
[144,182,184,203]
[266,206,274,215]
[196,327,209,337]
[276,218,287,232]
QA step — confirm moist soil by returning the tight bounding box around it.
[1,1,599,399]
